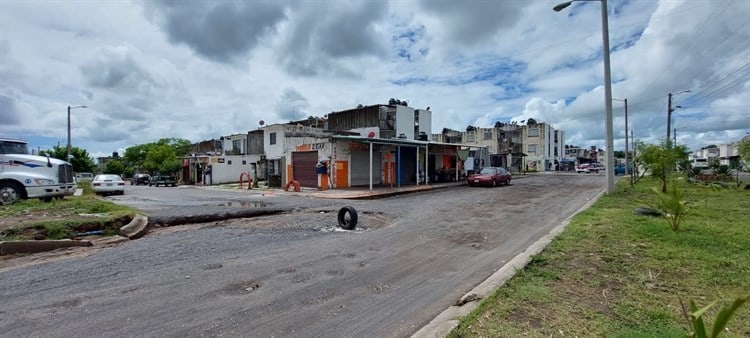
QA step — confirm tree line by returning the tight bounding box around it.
[41,138,192,178]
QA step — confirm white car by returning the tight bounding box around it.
[75,172,94,182]
[576,163,598,173]
[91,174,125,195]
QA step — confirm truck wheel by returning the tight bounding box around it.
[0,181,26,205]
[337,206,358,230]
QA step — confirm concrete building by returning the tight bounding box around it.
[689,142,742,169]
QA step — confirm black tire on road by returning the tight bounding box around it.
[338,206,358,230]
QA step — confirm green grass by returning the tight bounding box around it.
[0,196,138,240]
[449,176,750,338]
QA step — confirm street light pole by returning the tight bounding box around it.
[613,98,629,177]
[67,105,87,163]
[555,0,615,193]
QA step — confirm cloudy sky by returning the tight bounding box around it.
[1,0,748,158]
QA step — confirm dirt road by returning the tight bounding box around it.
[0,174,603,337]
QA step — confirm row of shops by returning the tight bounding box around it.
[180,134,490,191]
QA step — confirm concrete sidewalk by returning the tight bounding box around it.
[307,181,467,199]
[209,173,533,200]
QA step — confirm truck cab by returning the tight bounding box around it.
[0,137,76,205]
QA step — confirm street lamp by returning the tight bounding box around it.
[554,0,615,194]
[67,105,87,163]
[667,90,691,145]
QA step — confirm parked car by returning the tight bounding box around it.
[75,172,94,182]
[130,173,150,185]
[91,174,125,195]
[576,163,599,173]
[149,174,177,187]
[468,167,512,187]
[614,165,632,175]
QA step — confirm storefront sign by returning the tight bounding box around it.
[296,143,325,151]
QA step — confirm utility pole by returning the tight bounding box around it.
[67,105,72,162]
[667,90,690,146]
[624,98,629,176]
[66,105,87,163]
[673,128,677,145]
[630,129,635,186]
[667,93,672,145]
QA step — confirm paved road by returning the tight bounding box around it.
[0,174,603,337]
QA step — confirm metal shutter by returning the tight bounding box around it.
[292,151,319,188]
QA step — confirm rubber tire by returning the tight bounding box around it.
[0,181,26,205]
[338,206,358,230]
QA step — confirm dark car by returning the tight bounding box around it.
[149,174,177,187]
[468,167,512,187]
[130,173,150,185]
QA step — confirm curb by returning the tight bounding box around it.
[0,239,93,255]
[411,188,605,338]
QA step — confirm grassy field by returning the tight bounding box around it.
[0,188,138,241]
[450,176,749,337]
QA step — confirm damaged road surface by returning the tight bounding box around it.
[0,175,603,337]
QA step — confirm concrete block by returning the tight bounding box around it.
[119,215,149,240]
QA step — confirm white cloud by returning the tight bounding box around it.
[1,0,748,159]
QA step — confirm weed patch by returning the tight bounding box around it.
[450,176,750,337]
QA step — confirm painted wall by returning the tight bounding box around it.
[202,154,261,185]
[395,105,416,140]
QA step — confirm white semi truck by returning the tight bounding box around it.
[0,137,76,205]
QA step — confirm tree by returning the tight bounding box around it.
[614,150,625,159]
[103,158,126,176]
[739,139,750,169]
[637,140,689,192]
[527,118,537,125]
[40,145,97,173]
[123,138,191,175]
[143,143,181,174]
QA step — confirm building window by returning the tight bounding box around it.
[483,131,493,140]
[528,128,539,137]
[528,144,537,154]
[467,134,475,142]
[270,132,277,145]
[232,140,242,154]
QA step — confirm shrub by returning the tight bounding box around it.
[652,185,689,231]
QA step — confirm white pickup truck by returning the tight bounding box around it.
[0,137,77,204]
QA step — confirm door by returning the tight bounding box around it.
[292,151,319,187]
[351,150,382,186]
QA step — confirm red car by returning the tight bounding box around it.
[468,167,512,187]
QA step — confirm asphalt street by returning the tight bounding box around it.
[0,173,604,337]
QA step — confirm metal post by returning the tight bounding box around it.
[67,105,71,162]
[369,142,373,192]
[601,0,616,193]
[553,0,614,192]
[630,129,635,186]
[624,98,628,176]
[631,129,636,185]
[415,146,420,186]
[425,144,429,185]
